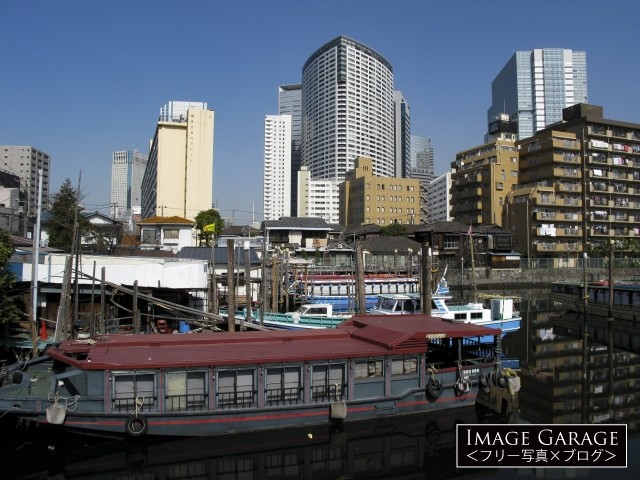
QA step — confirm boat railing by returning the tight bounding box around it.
[265,387,303,406]
[217,390,256,409]
[311,383,345,402]
[166,393,208,411]
[113,396,156,413]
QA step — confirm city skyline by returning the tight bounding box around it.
[2,0,640,225]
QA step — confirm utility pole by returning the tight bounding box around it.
[227,239,235,332]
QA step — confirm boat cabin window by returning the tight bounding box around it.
[217,369,255,409]
[470,312,482,320]
[265,366,302,406]
[391,356,418,375]
[165,371,208,411]
[401,299,418,313]
[376,297,397,311]
[311,363,345,402]
[306,307,327,315]
[112,372,156,413]
[355,360,383,379]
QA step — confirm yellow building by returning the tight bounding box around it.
[141,107,214,222]
[450,135,519,226]
[339,157,420,227]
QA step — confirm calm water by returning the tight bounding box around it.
[2,291,639,479]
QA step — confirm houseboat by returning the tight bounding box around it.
[0,315,515,437]
[550,279,640,321]
[295,274,420,312]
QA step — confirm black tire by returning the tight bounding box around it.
[426,378,442,399]
[479,374,490,393]
[493,372,508,389]
[125,414,148,437]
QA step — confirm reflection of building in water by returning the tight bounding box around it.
[517,309,640,430]
[7,408,497,479]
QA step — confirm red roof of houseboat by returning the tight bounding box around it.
[46,314,500,371]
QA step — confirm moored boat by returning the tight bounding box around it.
[550,279,640,321]
[0,314,516,437]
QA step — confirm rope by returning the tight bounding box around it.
[134,396,144,416]
[47,392,81,412]
[0,406,17,419]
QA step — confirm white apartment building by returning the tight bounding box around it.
[297,166,340,224]
[427,171,452,223]
[263,114,292,220]
[0,145,50,218]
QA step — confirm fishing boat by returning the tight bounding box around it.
[295,274,420,312]
[0,314,517,437]
[550,279,640,321]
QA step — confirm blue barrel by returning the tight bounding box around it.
[178,321,190,333]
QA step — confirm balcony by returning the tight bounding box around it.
[555,183,582,193]
[536,211,556,221]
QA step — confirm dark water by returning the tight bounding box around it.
[2,293,639,479]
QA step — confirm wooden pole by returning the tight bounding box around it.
[90,261,96,337]
[421,244,432,315]
[243,242,250,330]
[99,267,106,334]
[227,239,236,332]
[355,242,366,314]
[132,280,139,334]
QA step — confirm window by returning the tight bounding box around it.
[113,372,156,412]
[355,360,383,379]
[163,229,179,240]
[166,371,207,411]
[311,363,345,402]
[392,357,418,375]
[217,369,255,409]
[265,366,302,405]
[142,229,158,244]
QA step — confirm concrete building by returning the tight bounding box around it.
[301,36,396,220]
[141,102,214,222]
[263,114,292,220]
[487,49,588,140]
[0,145,50,219]
[110,149,148,228]
[339,156,420,228]
[297,166,340,224]
[410,135,434,223]
[450,134,519,227]
[278,84,302,216]
[506,104,640,259]
[394,91,411,178]
[427,172,452,223]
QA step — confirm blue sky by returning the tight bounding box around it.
[2,0,640,225]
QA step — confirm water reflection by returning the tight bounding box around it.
[2,292,639,479]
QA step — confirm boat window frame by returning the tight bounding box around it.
[264,364,303,406]
[310,362,346,402]
[354,358,384,380]
[164,369,209,412]
[111,370,157,413]
[391,355,419,376]
[216,367,257,409]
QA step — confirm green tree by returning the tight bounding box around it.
[47,178,90,252]
[194,209,225,246]
[380,223,407,236]
[0,229,21,325]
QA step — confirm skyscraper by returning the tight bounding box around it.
[301,36,396,182]
[394,91,411,178]
[141,101,214,222]
[278,84,302,216]
[111,149,148,227]
[487,49,588,140]
[409,135,434,224]
[263,114,292,220]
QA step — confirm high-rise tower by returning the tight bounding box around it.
[487,49,588,140]
[263,114,292,220]
[278,84,302,216]
[301,36,396,182]
[111,149,148,227]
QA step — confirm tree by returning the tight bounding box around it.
[0,229,21,325]
[380,223,407,236]
[47,178,90,252]
[194,209,225,246]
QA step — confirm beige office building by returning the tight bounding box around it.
[141,103,214,222]
[339,157,420,227]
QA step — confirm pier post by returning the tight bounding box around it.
[227,239,236,332]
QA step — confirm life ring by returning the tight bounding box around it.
[493,372,508,389]
[455,378,471,396]
[125,414,148,437]
[426,378,442,399]
[478,374,490,393]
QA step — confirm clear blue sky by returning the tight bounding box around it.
[2,0,639,225]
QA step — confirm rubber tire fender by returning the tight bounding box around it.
[125,414,149,437]
[426,377,443,399]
